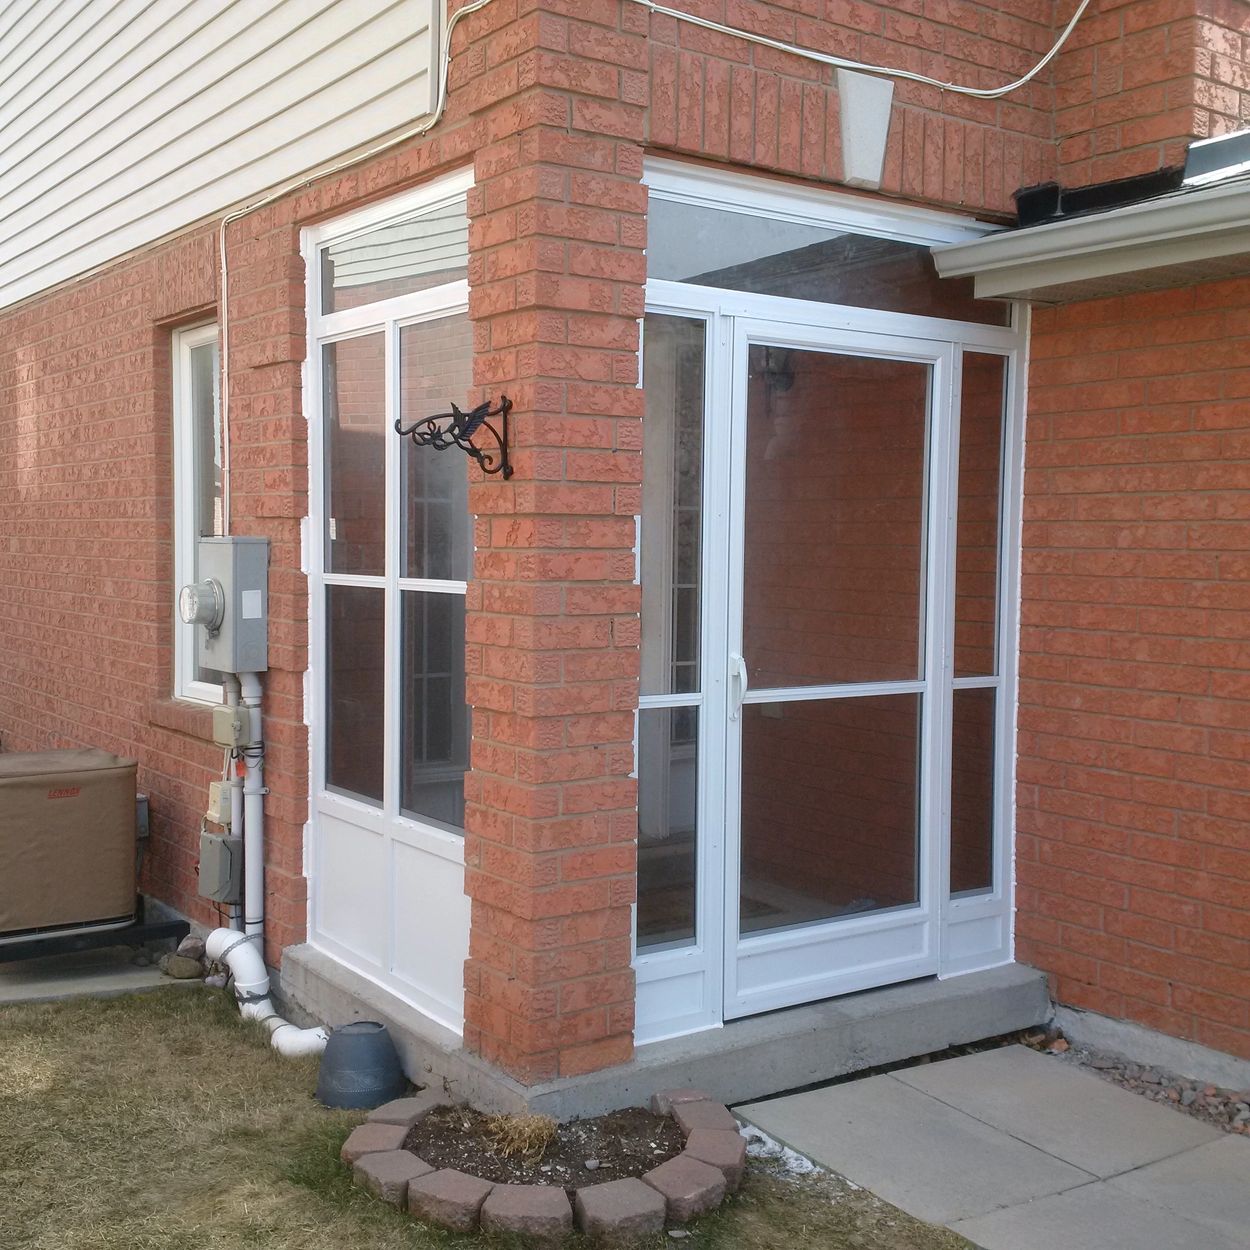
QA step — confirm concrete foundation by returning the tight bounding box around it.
[281,945,1050,1119]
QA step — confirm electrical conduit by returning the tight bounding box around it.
[205,671,328,1057]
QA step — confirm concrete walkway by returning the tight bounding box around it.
[739,1044,1250,1249]
[0,945,184,1005]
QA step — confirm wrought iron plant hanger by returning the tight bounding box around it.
[394,394,513,479]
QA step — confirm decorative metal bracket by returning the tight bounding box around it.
[394,395,513,479]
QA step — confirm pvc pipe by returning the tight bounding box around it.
[239,671,265,938]
[223,675,243,931]
[204,672,328,1058]
[205,927,328,1057]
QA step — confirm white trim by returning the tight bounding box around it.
[933,177,1250,300]
[304,167,475,249]
[644,157,999,248]
[171,320,224,705]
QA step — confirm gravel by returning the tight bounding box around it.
[1030,1031,1250,1135]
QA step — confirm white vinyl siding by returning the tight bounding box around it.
[0,0,439,311]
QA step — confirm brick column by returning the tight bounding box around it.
[461,1,649,1084]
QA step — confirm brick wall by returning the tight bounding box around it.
[1019,276,1250,1061]
[1055,0,1250,184]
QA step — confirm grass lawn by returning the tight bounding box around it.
[0,988,970,1249]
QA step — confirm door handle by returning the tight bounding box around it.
[729,653,749,721]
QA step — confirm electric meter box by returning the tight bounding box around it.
[195,537,269,674]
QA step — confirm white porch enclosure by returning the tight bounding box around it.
[634,162,1025,1044]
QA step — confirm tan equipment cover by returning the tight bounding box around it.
[0,749,137,936]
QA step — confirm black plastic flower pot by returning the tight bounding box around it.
[315,1020,408,1109]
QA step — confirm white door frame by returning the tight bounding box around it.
[722,317,954,1018]
[634,271,1027,1044]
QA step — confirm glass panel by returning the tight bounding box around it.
[955,353,1007,677]
[400,590,469,829]
[950,687,996,896]
[321,198,469,313]
[648,198,1009,326]
[740,694,921,934]
[188,339,225,686]
[743,347,929,688]
[640,314,705,696]
[400,315,474,581]
[323,334,386,576]
[637,706,699,950]
[325,585,385,804]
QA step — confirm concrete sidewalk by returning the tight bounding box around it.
[739,1044,1250,1249]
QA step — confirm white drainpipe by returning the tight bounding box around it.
[205,671,328,1058]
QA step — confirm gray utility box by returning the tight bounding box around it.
[198,536,269,674]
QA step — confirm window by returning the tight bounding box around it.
[172,323,224,702]
[311,173,474,835]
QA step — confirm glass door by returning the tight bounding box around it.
[723,321,953,1018]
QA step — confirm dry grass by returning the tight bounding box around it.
[0,988,970,1250]
[483,1112,557,1164]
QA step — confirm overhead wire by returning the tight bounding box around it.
[216,0,1091,523]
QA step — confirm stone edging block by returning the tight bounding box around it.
[407,1168,495,1232]
[352,1150,434,1205]
[367,1087,448,1127]
[340,1121,407,1165]
[347,1089,746,1240]
[481,1183,573,1242]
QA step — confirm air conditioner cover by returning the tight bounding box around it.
[0,749,137,938]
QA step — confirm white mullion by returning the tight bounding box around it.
[383,318,400,834]
[323,572,387,588]
[321,280,470,340]
[398,577,468,595]
[741,679,927,704]
[932,346,961,965]
[952,674,1001,690]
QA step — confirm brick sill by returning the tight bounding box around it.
[148,697,215,741]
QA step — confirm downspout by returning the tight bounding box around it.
[206,672,328,1057]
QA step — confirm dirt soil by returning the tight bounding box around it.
[404,1105,685,1192]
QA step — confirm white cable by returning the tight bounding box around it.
[636,0,1092,100]
[217,0,1089,523]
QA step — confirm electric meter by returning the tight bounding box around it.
[178,579,226,633]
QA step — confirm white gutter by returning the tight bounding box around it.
[934,176,1250,301]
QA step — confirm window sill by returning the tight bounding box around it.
[148,697,216,741]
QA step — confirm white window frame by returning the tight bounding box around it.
[300,168,476,1032]
[172,321,224,704]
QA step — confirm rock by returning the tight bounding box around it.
[683,1129,748,1192]
[575,1178,666,1244]
[1181,1088,1198,1107]
[408,1169,494,1233]
[340,1122,407,1165]
[642,1154,726,1223]
[480,1183,572,1242]
[366,1089,446,1127]
[161,953,205,980]
[204,973,228,989]
[673,1100,739,1136]
[668,1232,691,1240]
[1088,1055,1117,1070]
[584,1158,600,1171]
[651,1088,715,1117]
[1140,1069,1161,1085]
[176,935,206,961]
[130,951,150,967]
[353,1150,434,1205]
[1048,1039,1069,1053]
